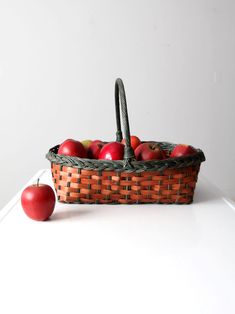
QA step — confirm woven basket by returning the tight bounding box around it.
[46,78,205,204]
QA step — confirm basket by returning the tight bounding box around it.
[46,78,205,204]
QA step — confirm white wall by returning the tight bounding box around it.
[0,0,235,208]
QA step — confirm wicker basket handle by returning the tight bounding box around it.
[115,78,135,163]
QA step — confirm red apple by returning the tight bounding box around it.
[161,150,168,159]
[63,138,73,142]
[170,144,197,158]
[58,139,87,158]
[87,140,105,159]
[121,135,141,150]
[91,140,103,145]
[98,142,124,160]
[21,179,55,221]
[135,142,164,161]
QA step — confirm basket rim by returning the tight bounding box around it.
[46,141,205,172]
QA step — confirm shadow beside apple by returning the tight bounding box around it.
[49,207,96,221]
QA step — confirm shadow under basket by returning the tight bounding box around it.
[46,78,205,204]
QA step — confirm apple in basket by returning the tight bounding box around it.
[21,179,55,221]
[121,135,141,150]
[99,142,124,160]
[134,142,165,161]
[81,139,92,151]
[170,144,197,158]
[58,139,87,158]
[87,140,105,159]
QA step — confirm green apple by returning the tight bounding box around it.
[81,140,92,150]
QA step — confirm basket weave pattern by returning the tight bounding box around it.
[51,163,200,204]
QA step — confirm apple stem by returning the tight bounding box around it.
[37,178,40,186]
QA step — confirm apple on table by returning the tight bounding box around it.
[21,179,56,221]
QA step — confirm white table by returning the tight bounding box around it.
[0,169,235,314]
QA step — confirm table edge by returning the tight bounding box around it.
[0,169,48,222]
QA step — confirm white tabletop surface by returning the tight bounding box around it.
[0,169,235,314]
